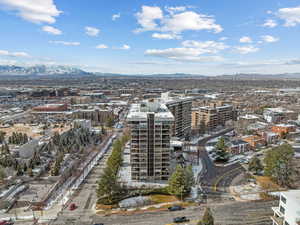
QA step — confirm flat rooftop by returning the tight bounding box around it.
[127,101,174,121]
[264,107,294,113]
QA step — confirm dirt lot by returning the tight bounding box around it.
[1,123,71,140]
[1,123,43,139]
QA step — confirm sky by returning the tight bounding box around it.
[0,0,300,75]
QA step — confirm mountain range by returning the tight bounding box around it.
[0,65,89,76]
[0,65,300,79]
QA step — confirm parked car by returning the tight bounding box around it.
[0,220,14,225]
[173,217,189,223]
[93,224,104,225]
[168,205,184,211]
[69,203,77,211]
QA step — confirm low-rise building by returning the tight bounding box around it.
[228,140,249,155]
[242,135,266,149]
[271,124,296,137]
[32,103,68,112]
[262,131,279,144]
[264,108,297,123]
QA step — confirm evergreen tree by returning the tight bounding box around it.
[185,165,195,189]
[23,163,27,172]
[215,137,229,162]
[51,160,61,176]
[16,164,23,176]
[248,156,263,174]
[216,137,226,150]
[52,132,61,146]
[264,144,295,186]
[97,166,122,204]
[0,131,6,144]
[168,165,193,199]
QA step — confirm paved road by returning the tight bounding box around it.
[51,135,117,225]
[89,200,276,225]
[196,128,245,195]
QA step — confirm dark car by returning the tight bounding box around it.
[168,205,184,211]
[93,224,104,225]
[173,217,189,223]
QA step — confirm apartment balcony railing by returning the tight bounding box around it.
[272,207,284,218]
[270,216,283,225]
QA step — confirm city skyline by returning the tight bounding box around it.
[0,0,300,75]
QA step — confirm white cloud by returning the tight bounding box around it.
[112,13,120,21]
[239,36,252,43]
[181,40,229,53]
[96,44,108,49]
[277,6,300,27]
[42,25,62,35]
[135,6,223,34]
[165,6,187,14]
[85,26,100,36]
[49,41,80,46]
[120,44,130,50]
[0,49,30,57]
[162,11,223,33]
[152,33,181,40]
[261,35,279,43]
[135,6,163,32]
[145,40,227,62]
[0,0,61,24]
[219,37,228,41]
[145,48,223,62]
[235,45,259,54]
[262,19,277,28]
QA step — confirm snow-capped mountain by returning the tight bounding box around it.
[0,65,90,76]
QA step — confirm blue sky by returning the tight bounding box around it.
[0,0,300,75]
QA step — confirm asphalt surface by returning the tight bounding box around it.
[50,141,114,225]
[91,200,276,225]
[197,128,245,195]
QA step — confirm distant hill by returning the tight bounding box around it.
[0,64,300,79]
[93,72,207,78]
[218,73,300,80]
[94,72,300,79]
[0,65,90,76]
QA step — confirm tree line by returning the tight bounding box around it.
[97,134,130,204]
[8,132,29,145]
[49,128,103,176]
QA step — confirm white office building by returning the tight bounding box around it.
[271,190,300,225]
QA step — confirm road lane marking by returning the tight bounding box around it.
[213,167,243,192]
